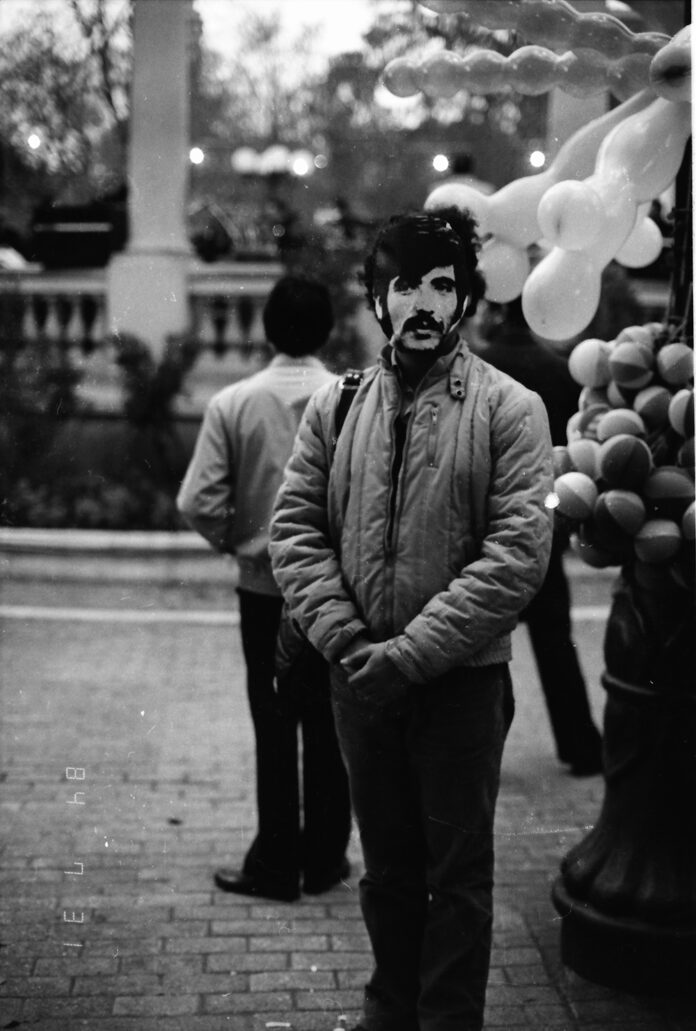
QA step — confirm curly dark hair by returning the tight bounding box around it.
[262,275,334,356]
[362,206,487,334]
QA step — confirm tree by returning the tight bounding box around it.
[212,10,324,150]
[0,0,229,224]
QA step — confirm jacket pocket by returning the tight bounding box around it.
[427,404,440,468]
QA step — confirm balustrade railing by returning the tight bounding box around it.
[0,262,284,411]
[0,267,108,353]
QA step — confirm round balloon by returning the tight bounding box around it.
[382,57,422,98]
[522,250,600,340]
[615,216,663,268]
[649,25,691,102]
[479,239,530,303]
[537,180,604,251]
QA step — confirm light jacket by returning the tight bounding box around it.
[269,339,554,683]
[177,354,336,596]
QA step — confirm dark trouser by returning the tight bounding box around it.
[331,662,514,1031]
[237,589,351,891]
[520,540,601,765]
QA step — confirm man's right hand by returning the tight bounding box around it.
[337,635,372,669]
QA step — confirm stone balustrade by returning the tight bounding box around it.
[0,267,109,353]
[0,261,282,353]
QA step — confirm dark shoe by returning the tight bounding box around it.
[303,857,351,895]
[213,868,300,902]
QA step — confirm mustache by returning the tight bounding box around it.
[401,314,443,334]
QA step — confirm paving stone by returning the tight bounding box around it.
[165,936,249,954]
[250,935,328,953]
[206,952,289,974]
[248,969,336,992]
[202,990,293,1014]
[113,994,200,1016]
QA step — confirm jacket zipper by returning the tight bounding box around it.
[427,404,440,467]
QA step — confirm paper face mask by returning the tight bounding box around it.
[377,265,459,352]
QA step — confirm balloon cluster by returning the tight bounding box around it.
[551,322,694,592]
[418,0,667,60]
[521,95,691,339]
[384,0,670,103]
[426,89,651,304]
[385,46,657,104]
[425,89,690,322]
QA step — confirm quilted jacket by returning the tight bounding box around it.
[269,339,554,684]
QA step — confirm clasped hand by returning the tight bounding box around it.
[339,639,410,706]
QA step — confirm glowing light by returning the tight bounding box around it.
[432,153,450,173]
[529,150,546,168]
[189,147,205,165]
[545,492,560,510]
[292,155,311,176]
[27,133,41,150]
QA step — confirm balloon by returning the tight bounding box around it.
[382,57,422,97]
[607,53,653,102]
[650,25,691,102]
[420,51,465,98]
[424,183,491,236]
[570,12,633,60]
[427,0,670,60]
[516,1,578,52]
[469,90,654,248]
[615,217,663,268]
[537,181,603,250]
[478,240,530,303]
[557,49,611,98]
[526,96,691,334]
[459,50,507,93]
[522,250,600,340]
[548,89,653,180]
[457,0,519,30]
[507,45,559,95]
[595,97,692,204]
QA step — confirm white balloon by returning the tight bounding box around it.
[596,96,691,204]
[615,217,664,268]
[649,25,691,102]
[522,250,600,341]
[537,180,604,250]
[479,239,530,302]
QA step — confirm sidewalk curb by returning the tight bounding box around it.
[0,527,617,589]
[0,528,237,584]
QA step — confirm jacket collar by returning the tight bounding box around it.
[380,334,471,400]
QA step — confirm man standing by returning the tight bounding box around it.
[269,211,554,1029]
[474,297,602,776]
[178,275,351,902]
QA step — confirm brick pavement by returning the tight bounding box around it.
[1,559,694,1031]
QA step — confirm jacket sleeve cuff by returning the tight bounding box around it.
[384,638,427,684]
[321,620,370,664]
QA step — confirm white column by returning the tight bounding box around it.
[107,0,193,354]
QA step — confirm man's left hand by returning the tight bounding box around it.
[340,642,411,706]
